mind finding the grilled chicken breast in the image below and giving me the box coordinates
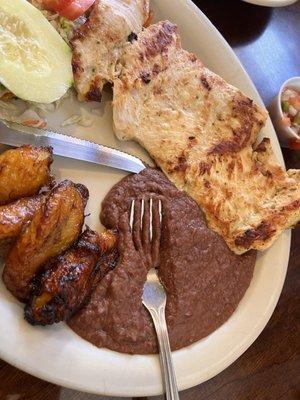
[71,0,149,101]
[113,21,300,254]
[0,146,53,205]
[25,228,117,326]
[3,180,88,302]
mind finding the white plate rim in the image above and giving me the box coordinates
[0,0,291,397]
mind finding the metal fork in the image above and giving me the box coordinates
[129,198,180,400]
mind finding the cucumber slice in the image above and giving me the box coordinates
[0,0,73,103]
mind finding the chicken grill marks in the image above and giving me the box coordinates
[71,0,149,101]
[25,228,117,326]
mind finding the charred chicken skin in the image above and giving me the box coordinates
[0,146,53,205]
[0,194,45,257]
[25,228,117,326]
[2,180,89,302]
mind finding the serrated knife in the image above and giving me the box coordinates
[0,121,146,173]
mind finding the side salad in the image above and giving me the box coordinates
[0,0,95,129]
[281,87,300,135]
[281,87,300,150]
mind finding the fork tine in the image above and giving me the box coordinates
[159,198,163,223]
[132,198,142,251]
[141,197,145,226]
[149,198,153,242]
[141,198,152,267]
[151,198,162,268]
[129,199,135,231]
[142,198,151,247]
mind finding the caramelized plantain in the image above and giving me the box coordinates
[0,146,53,205]
[0,194,45,257]
[2,180,89,302]
[25,228,117,325]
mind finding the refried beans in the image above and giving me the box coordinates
[68,168,256,354]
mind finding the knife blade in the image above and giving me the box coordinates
[0,121,146,174]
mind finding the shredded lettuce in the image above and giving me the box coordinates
[57,17,75,43]
[0,102,47,128]
[0,100,18,110]
[61,114,93,127]
[60,17,73,33]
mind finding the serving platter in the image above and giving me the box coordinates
[0,0,290,396]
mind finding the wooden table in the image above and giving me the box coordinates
[1,1,299,399]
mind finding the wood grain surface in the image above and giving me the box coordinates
[0,1,299,399]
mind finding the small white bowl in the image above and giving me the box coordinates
[242,0,298,7]
[269,76,300,147]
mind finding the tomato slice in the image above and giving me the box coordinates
[54,0,73,11]
[58,0,95,20]
[38,0,95,20]
[38,0,73,11]
[289,139,300,150]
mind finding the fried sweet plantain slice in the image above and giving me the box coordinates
[0,146,53,205]
[0,194,45,257]
[2,180,89,302]
[25,228,117,325]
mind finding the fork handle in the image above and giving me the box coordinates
[150,307,180,400]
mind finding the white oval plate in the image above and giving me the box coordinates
[0,0,290,397]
